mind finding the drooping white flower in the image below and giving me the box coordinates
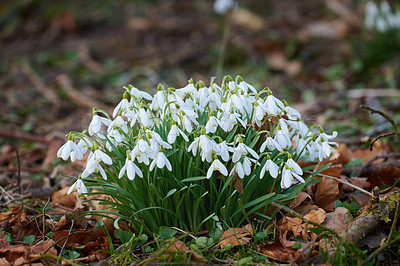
[129,85,152,101]
[167,124,189,144]
[57,140,83,162]
[231,142,259,163]
[188,136,200,156]
[138,107,153,128]
[213,0,237,14]
[260,136,282,153]
[77,138,90,155]
[113,98,130,118]
[239,81,257,94]
[260,159,279,179]
[265,93,284,115]
[119,155,143,180]
[274,129,291,149]
[217,141,231,162]
[225,111,246,131]
[67,179,87,195]
[150,150,172,171]
[150,89,165,111]
[280,158,304,189]
[230,161,246,179]
[88,114,111,136]
[107,116,129,143]
[206,158,228,179]
[205,115,226,134]
[307,141,323,161]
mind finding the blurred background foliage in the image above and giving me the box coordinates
[0,0,399,139]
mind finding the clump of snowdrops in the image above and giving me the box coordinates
[58,75,337,235]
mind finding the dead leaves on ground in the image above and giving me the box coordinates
[0,190,117,264]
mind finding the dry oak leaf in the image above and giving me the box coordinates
[313,165,342,211]
[161,240,207,263]
[219,224,253,248]
[0,206,28,230]
[0,239,56,265]
[257,236,300,262]
[323,207,352,234]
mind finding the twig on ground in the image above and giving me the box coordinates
[56,219,75,266]
[305,170,372,197]
[361,104,400,147]
[369,132,397,151]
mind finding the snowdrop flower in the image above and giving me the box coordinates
[88,114,111,137]
[77,138,90,155]
[129,85,152,101]
[113,94,131,118]
[188,136,200,156]
[213,0,237,14]
[307,141,324,161]
[274,127,291,149]
[57,139,83,162]
[230,161,246,179]
[296,136,307,157]
[119,154,143,180]
[67,178,87,195]
[239,80,257,94]
[217,141,231,162]
[260,136,282,153]
[150,148,172,171]
[199,135,219,163]
[205,113,226,134]
[168,124,189,144]
[265,91,284,115]
[82,149,111,180]
[281,158,304,189]
[206,157,228,179]
[225,111,246,131]
[231,142,259,163]
[138,107,153,128]
[259,158,279,179]
[107,116,129,143]
[150,86,166,111]
[252,102,267,127]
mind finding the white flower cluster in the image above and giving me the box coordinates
[365,1,400,32]
[58,76,337,194]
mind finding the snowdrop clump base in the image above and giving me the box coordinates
[58,75,336,235]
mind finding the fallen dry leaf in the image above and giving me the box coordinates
[219,224,253,248]
[331,143,352,165]
[323,207,352,234]
[0,206,28,232]
[313,165,342,211]
[161,240,207,263]
[232,8,264,31]
[351,140,395,164]
[258,236,300,262]
[288,191,312,210]
[304,208,326,225]
[267,52,302,76]
[51,187,78,209]
[0,239,57,265]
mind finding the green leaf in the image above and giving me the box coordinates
[159,227,177,241]
[238,256,253,265]
[292,242,302,249]
[181,176,207,182]
[195,236,208,247]
[165,189,177,199]
[22,235,35,244]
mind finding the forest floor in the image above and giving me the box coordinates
[0,0,399,264]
